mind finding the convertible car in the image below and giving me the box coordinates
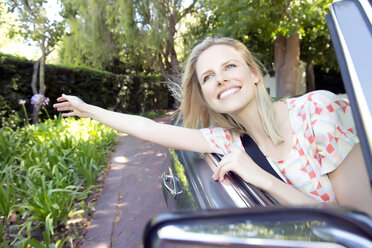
[144,0,372,247]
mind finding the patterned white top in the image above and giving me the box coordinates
[200,90,359,204]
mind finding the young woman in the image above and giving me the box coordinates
[54,37,372,216]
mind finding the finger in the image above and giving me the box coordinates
[213,161,225,180]
[213,167,220,180]
[57,93,73,102]
[219,164,231,181]
[62,94,75,102]
[218,153,233,167]
[56,96,68,102]
[57,106,72,112]
[53,102,70,109]
[213,160,229,181]
[213,153,233,180]
[54,105,72,112]
[221,178,229,185]
[62,111,76,117]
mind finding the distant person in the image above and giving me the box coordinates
[54,37,372,216]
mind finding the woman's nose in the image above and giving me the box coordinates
[216,72,227,86]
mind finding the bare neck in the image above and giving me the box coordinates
[230,100,289,148]
[229,99,269,145]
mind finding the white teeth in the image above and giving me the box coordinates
[219,87,240,100]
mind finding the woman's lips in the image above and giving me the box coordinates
[218,87,241,100]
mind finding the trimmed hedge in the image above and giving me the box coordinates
[0,53,173,128]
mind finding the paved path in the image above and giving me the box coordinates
[83,113,175,248]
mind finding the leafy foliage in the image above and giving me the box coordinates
[4,0,65,98]
[186,0,337,73]
[0,53,173,129]
[0,117,116,246]
[5,0,64,48]
[59,0,198,76]
[59,0,117,70]
[106,0,193,75]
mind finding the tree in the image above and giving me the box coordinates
[106,0,198,77]
[59,0,117,70]
[4,0,64,123]
[0,2,4,24]
[59,0,197,76]
[189,0,334,97]
[299,2,338,92]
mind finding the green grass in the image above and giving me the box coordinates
[0,117,116,247]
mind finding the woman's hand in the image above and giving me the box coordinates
[53,94,91,118]
[213,149,319,205]
[213,148,269,188]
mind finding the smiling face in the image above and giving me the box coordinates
[195,44,259,114]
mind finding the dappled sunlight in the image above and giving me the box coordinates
[87,241,108,248]
[117,201,129,208]
[156,152,164,157]
[65,118,106,142]
[110,164,127,171]
[95,209,110,215]
[142,151,155,155]
[133,152,142,157]
[113,156,129,163]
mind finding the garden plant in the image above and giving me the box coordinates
[0,114,116,247]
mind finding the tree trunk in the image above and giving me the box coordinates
[32,42,47,124]
[31,58,40,124]
[168,14,179,76]
[306,59,316,92]
[274,34,300,98]
[161,8,179,78]
[39,42,46,95]
[32,105,41,124]
[168,45,179,76]
[31,59,40,95]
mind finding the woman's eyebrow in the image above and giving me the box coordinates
[200,59,240,77]
[222,59,239,66]
[200,69,212,78]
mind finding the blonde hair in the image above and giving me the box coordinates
[179,37,283,145]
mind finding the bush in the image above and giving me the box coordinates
[0,53,174,128]
[0,117,116,246]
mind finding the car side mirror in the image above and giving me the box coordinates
[143,206,372,248]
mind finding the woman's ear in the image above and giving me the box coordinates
[252,71,260,85]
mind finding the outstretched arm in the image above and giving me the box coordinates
[53,94,214,153]
[328,143,372,217]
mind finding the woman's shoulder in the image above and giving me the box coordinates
[200,126,242,155]
[200,126,229,135]
[287,90,345,110]
[305,90,343,104]
[200,126,240,141]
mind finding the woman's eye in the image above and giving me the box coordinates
[203,74,213,83]
[226,64,236,70]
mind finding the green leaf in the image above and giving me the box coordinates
[29,239,46,248]
[45,213,54,236]
[2,239,11,248]
[68,209,85,218]
[42,230,50,247]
